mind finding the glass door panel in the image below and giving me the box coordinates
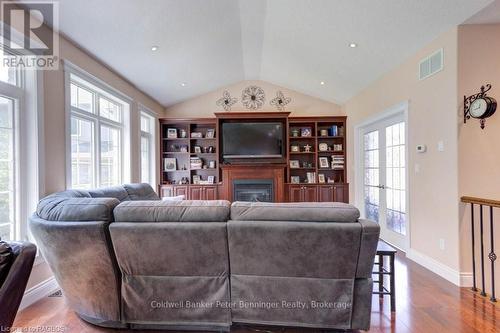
[363,130,380,222]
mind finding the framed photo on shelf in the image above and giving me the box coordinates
[290,145,300,152]
[167,128,178,139]
[192,175,201,184]
[206,129,215,138]
[191,132,203,138]
[319,157,329,169]
[164,158,177,171]
[306,172,316,184]
[318,174,326,183]
[318,143,329,152]
[194,145,202,153]
[300,127,312,137]
[207,175,215,184]
[290,176,300,184]
[290,160,300,169]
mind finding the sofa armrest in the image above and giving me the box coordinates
[355,219,380,278]
[37,197,120,222]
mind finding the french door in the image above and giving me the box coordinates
[361,114,408,250]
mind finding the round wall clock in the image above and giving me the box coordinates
[470,97,497,119]
[464,84,497,129]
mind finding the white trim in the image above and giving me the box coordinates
[63,61,132,104]
[19,277,59,310]
[406,248,466,286]
[460,272,473,287]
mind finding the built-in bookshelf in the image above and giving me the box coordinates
[160,118,219,185]
[287,117,347,185]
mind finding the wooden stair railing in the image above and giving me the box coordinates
[461,196,498,302]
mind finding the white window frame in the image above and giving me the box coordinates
[139,107,156,186]
[64,61,132,189]
[0,55,42,242]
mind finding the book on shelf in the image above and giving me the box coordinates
[331,156,345,170]
[190,157,203,170]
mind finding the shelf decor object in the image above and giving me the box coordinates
[242,85,265,110]
[216,90,238,111]
[464,84,497,129]
[270,90,291,111]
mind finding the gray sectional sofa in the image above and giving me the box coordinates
[29,183,379,331]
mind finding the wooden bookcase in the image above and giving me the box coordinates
[160,118,219,195]
[286,116,347,203]
[159,114,348,203]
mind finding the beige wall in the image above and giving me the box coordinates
[165,80,342,117]
[457,24,500,286]
[343,28,461,272]
[29,34,164,290]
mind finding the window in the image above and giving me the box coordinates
[68,70,130,189]
[0,51,40,242]
[0,97,15,240]
[140,111,155,185]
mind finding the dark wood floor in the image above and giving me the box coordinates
[13,252,500,333]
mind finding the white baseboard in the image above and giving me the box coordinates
[406,249,468,286]
[460,272,473,287]
[19,277,59,310]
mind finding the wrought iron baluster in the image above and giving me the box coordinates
[480,205,486,297]
[489,206,497,302]
[471,203,477,292]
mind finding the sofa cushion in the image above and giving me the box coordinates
[123,183,160,201]
[230,201,360,222]
[37,197,120,222]
[88,185,129,201]
[113,200,231,222]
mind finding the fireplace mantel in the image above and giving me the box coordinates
[220,164,286,202]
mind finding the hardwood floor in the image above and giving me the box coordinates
[13,252,500,333]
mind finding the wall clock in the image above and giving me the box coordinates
[464,84,497,129]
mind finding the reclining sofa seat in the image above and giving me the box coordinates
[109,200,232,331]
[29,183,160,328]
[228,201,379,331]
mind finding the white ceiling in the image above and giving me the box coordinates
[464,0,500,24]
[52,0,494,106]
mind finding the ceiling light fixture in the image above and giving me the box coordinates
[180,83,187,87]
[349,43,358,48]
[320,81,325,85]
[151,45,159,51]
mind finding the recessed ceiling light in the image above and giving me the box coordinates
[320,81,325,85]
[151,45,159,51]
[180,83,187,87]
[349,43,358,48]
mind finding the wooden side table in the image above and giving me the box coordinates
[373,240,397,312]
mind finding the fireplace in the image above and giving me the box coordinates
[233,179,274,202]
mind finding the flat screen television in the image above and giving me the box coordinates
[222,122,284,159]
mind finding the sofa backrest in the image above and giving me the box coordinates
[231,201,361,222]
[36,183,159,223]
[113,200,231,223]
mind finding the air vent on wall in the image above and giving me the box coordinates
[419,49,443,80]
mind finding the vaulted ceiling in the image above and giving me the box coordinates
[54,0,493,106]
